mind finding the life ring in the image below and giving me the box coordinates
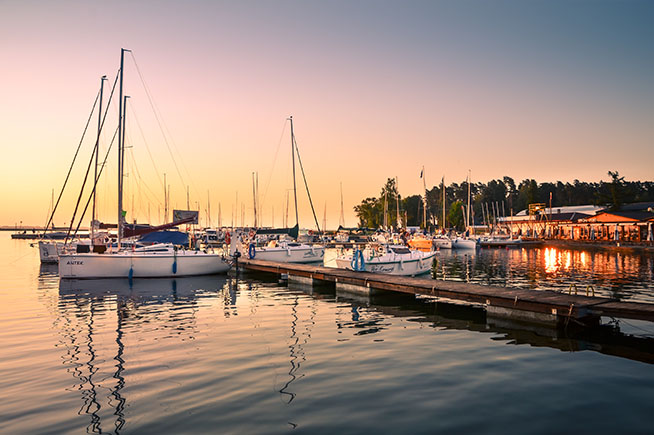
[248,243,256,259]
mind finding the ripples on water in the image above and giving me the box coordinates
[431,246,654,303]
[1,237,654,434]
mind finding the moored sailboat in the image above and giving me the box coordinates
[59,48,230,279]
[245,116,324,263]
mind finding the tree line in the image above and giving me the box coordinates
[353,172,654,230]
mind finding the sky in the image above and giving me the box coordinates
[1,0,652,228]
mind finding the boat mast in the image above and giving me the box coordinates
[395,176,400,229]
[289,116,299,228]
[252,172,258,228]
[422,166,427,230]
[442,176,446,231]
[339,182,345,228]
[117,48,127,249]
[92,75,106,243]
[466,169,471,234]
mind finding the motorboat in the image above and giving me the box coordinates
[432,235,452,249]
[451,237,478,249]
[408,235,433,252]
[479,235,522,248]
[335,245,435,276]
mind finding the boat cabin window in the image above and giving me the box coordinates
[390,247,411,254]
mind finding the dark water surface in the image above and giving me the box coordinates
[1,236,653,434]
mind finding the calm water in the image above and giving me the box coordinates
[1,235,654,434]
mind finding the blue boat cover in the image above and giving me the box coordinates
[139,230,188,245]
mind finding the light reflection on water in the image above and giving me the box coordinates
[431,246,654,303]
[2,237,654,434]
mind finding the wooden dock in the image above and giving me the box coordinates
[238,259,654,325]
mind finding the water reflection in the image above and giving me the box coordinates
[54,275,230,434]
[433,246,654,303]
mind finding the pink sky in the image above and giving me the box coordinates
[1,1,652,228]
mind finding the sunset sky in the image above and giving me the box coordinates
[1,0,652,228]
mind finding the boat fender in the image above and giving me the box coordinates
[351,249,359,271]
[248,243,256,259]
[172,250,177,274]
[351,248,365,271]
[128,266,133,280]
[400,258,404,270]
[287,247,291,256]
[225,232,231,245]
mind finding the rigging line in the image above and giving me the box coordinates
[126,99,164,191]
[47,68,120,238]
[293,136,321,234]
[128,52,193,197]
[260,121,288,213]
[127,146,163,209]
[42,87,100,237]
[69,126,119,241]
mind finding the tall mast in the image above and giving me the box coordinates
[117,48,130,248]
[285,190,289,228]
[252,172,258,228]
[395,176,400,229]
[92,75,106,242]
[442,176,446,230]
[339,182,345,227]
[323,202,327,232]
[289,116,299,228]
[422,166,427,229]
[383,190,388,228]
[467,169,471,232]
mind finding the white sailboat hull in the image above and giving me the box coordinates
[39,241,62,263]
[451,238,478,249]
[59,251,231,278]
[432,237,452,249]
[251,245,325,263]
[335,251,435,276]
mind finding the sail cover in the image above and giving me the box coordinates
[255,224,299,239]
[139,230,188,245]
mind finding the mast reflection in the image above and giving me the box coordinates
[55,275,229,434]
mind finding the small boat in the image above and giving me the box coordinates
[479,236,522,248]
[432,235,452,249]
[335,245,435,276]
[451,237,478,249]
[408,235,433,252]
[247,240,324,263]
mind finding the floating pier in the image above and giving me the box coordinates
[239,259,654,326]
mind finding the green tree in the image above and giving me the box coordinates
[448,200,464,230]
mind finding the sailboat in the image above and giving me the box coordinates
[245,116,324,263]
[433,176,452,249]
[451,170,478,250]
[59,48,231,279]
